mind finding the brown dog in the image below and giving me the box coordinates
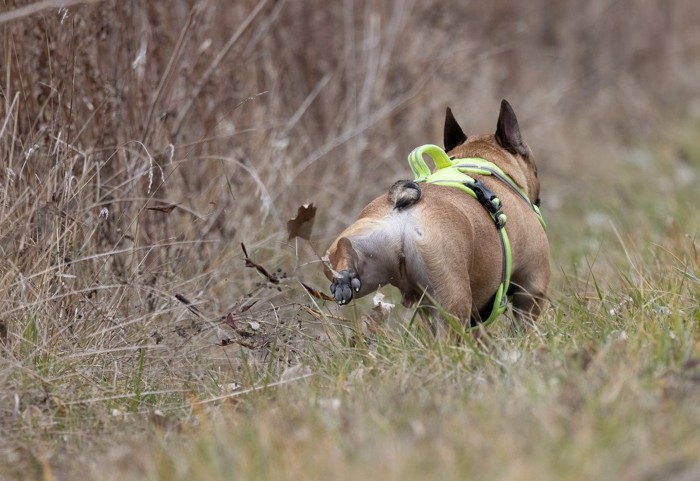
[324,100,550,333]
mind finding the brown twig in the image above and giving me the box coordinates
[240,243,278,284]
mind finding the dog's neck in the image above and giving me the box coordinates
[448,134,538,202]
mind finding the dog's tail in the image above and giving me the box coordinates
[389,180,421,210]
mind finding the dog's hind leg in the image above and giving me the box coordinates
[427,282,474,341]
[509,275,549,327]
[415,306,459,342]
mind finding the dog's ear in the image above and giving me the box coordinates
[496,99,528,156]
[444,107,467,152]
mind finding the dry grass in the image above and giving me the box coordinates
[1,0,700,480]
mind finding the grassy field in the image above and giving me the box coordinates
[1,1,700,480]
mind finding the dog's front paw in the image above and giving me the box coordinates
[330,270,361,305]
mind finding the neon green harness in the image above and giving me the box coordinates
[407,144,545,327]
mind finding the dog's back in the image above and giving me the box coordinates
[325,100,550,331]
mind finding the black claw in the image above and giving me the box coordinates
[341,285,352,304]
[330,270,361,305]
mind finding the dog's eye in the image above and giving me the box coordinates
[534,197,541,207]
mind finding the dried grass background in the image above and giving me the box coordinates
[1,0,700,478]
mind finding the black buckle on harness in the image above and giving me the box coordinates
[464,179,506,229]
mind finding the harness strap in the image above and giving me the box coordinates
[407,144,543,326]
[463,179,511,327]
[453,161,546,229]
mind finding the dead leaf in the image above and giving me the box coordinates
[371,292,395,323]
[146,203,178,214]
[175,293,203,318]
[239,299,257,312]
[224,312,237,330]
[300,281,334,301]
[287,204,316,241]
[360,292,395,335]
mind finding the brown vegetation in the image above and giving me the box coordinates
[1,0,700,479]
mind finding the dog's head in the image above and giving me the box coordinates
[443,99,540,206]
